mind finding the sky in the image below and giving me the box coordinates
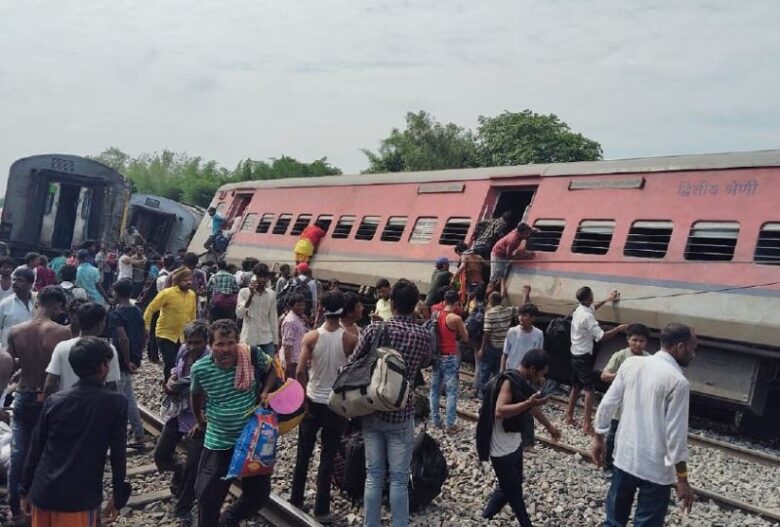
[1,0,779,192]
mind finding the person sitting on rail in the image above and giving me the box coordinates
[471,210,513,260]
[154,320,210,527]
[190,319,277,527]
[293,219,328,264]
[593,323,696,526]
[478,348,561,527]
[350,279,433,527]
[489,222,535,298]
[20,337,130,527]
[429,289,470,433]
[566,287,628,436]
[599,323,651,471]
[290,291,358,524]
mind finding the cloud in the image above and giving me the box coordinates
[0,0,779,192]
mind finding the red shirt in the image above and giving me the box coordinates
[300,225,326,246]
[34,266,57,291]
[491,230,524,259]
[437,311,459,355]
[431,302,464,317]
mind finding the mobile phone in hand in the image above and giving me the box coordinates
[539,379,557,398]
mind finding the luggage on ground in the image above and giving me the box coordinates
[409,430,449,512]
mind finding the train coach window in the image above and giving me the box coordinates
[527,219,565,252]
[356,216,381,241]
[290,214,312,236]
[755,223,780,265]
[256,213,274,233]
[332,215,356,239]
[409,217,438,244]
[380,216,408,242]
[439,217,471,245]
[572,220,615,255]
[272,213,293,235]
[684,221,739,261]
[624,220,673,259]
[316,214,333,233]
[241,214,258,232]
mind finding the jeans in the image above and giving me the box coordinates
[154,418,204,519]
[158,338,180,383]
[117,371,144,438]
[429,354,459,428]
[9,392,43,515]
[362,415,415,527]
[483,447,533,527]
[605,467,672,527]
[195,447,271,527]
[290,400,347,515]
[605,419,620,470]
[478,342,502,399]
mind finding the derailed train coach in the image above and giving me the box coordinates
[191,149,780,438]
[127,193,204,255]
[1,154,130,257]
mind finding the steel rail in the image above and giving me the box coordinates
[453,406,780,523]
[137,404,322,527]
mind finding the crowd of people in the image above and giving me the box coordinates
[0,214,698,527]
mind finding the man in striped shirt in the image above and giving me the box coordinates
[190,319,277,527]
[478,291,516,398]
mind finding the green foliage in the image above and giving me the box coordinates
[477,110,603,166]
[363,109,602,172]
[362,111,479,173]
[90,149,341,207]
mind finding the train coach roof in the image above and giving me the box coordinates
[217,149,780,191]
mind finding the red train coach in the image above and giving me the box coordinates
[190,150,780,431]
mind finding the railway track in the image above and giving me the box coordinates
[459,368,780,468]
[135,404,321,527]
[448,397,780,524]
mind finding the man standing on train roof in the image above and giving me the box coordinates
[472,210,513,259]
[567,286,628,436]
[190,319,277,527]
[144,269,197,383]
[5,286,72,524]
[489,222,535,299]
[593,323,696,526]
[294,219,328,264]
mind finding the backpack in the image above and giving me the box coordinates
[277,276,313,315]
[476,370,533,462]
[409,431,449,512]
[464,302,485,341]
[212,291,238,312]
[333,431,366,503]
[421,311,440,368]
[328,323,410,418]
[546,315,572,355]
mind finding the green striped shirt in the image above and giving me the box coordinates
[191,349,273,450]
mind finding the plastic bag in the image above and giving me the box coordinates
[225,407,278,479]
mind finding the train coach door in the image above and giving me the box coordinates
[488,187,537,225]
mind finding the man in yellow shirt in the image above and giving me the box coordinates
[144,269,197,383]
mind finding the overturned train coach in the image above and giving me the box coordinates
[191,149,780,437]
[128,193,204,255]
[1,154,130,257]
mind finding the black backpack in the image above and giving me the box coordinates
[409,431,449,512]
[546,315,572,355]
[276,276,314,315]
[464,302,485,341]
[333,431,366,503]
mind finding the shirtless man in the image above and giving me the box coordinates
[6,286,72,523]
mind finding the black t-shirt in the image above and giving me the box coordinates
[106,304,145,370]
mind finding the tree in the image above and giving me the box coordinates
[89,148,341,207]
[362,111,479,173]
[477,110,602,166]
